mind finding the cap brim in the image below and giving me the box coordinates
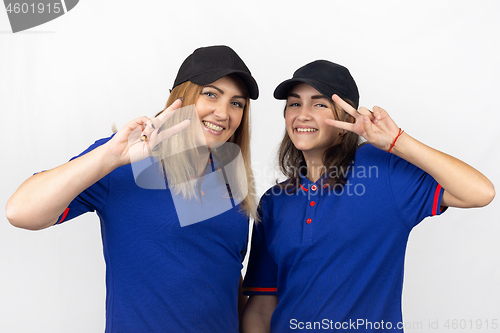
[273,78,336,100]
[190,69,259,100]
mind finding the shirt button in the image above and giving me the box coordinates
[310,201,316,207]
[306,218,312,224]
[311,185,317,191]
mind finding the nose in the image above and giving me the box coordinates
[213,102,229,120]
[297,105,311,121]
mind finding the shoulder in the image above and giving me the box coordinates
[261,179,293,198]
[85,134,115,152]
[258,181,286,206]
[354,143,390,167]
[258,179,296,212]
[355,142,385,158]
[355,142,415,172]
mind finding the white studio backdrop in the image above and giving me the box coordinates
[1,0,499,332]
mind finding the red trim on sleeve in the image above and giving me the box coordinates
[243,287,277,292]
[432,184,442,216]
[58,208,70,224]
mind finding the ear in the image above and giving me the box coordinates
[332,130,346,147]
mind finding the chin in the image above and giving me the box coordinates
[294,144,312,152]
[206,141,226,149]
[291,139,312,150]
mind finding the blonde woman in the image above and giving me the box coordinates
[6,45,258,332]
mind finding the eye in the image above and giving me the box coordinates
[231,101,244,109]
[315,103,328,108]
[288,102,300,107]
[201,90,217,98]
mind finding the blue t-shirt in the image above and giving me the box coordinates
[55,137,249,332]
[243,144,446,332]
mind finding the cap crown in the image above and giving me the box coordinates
[172,45,259,99]
[274,60,359,108]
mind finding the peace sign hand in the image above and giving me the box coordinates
[107,98,192,167]
[324,94,401,151]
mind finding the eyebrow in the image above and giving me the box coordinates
[287,93,328,100]
[204,85,246,100]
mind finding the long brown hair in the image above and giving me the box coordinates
[155,79,258,221]
[278,98,361,192]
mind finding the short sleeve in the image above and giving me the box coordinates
[242,198,278,296]
[387,152,446,230]
[52,136,112,225]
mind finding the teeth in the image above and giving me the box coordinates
[296,128,317,132]
[203,121,223,132]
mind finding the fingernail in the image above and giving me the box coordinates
[151,124,156,129]
[189,118,193,122]
[178,97,183,101]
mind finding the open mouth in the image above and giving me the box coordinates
[295,127,318,133]
[202,120,225,133]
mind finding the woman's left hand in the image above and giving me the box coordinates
[324,94,400,151]
[325,95,495,208]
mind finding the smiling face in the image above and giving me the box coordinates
[195,75,248,148]
[285,83,343,160]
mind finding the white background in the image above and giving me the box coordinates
[1,1,499,332]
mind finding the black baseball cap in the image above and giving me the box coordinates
[274,60,359,108]
[172,45,259,100]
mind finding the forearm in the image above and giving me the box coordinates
[241,295,277,333]
[6,144,119,230]
[241,311,272,333]
[238,276,248,329]
[392,133,495,207]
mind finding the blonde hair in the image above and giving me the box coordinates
[154,79,258,221]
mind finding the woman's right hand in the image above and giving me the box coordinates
[6,98,191,230]
[106,98,191,167]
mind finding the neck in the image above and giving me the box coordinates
[303,151,325,183]
[193,147,212,178]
